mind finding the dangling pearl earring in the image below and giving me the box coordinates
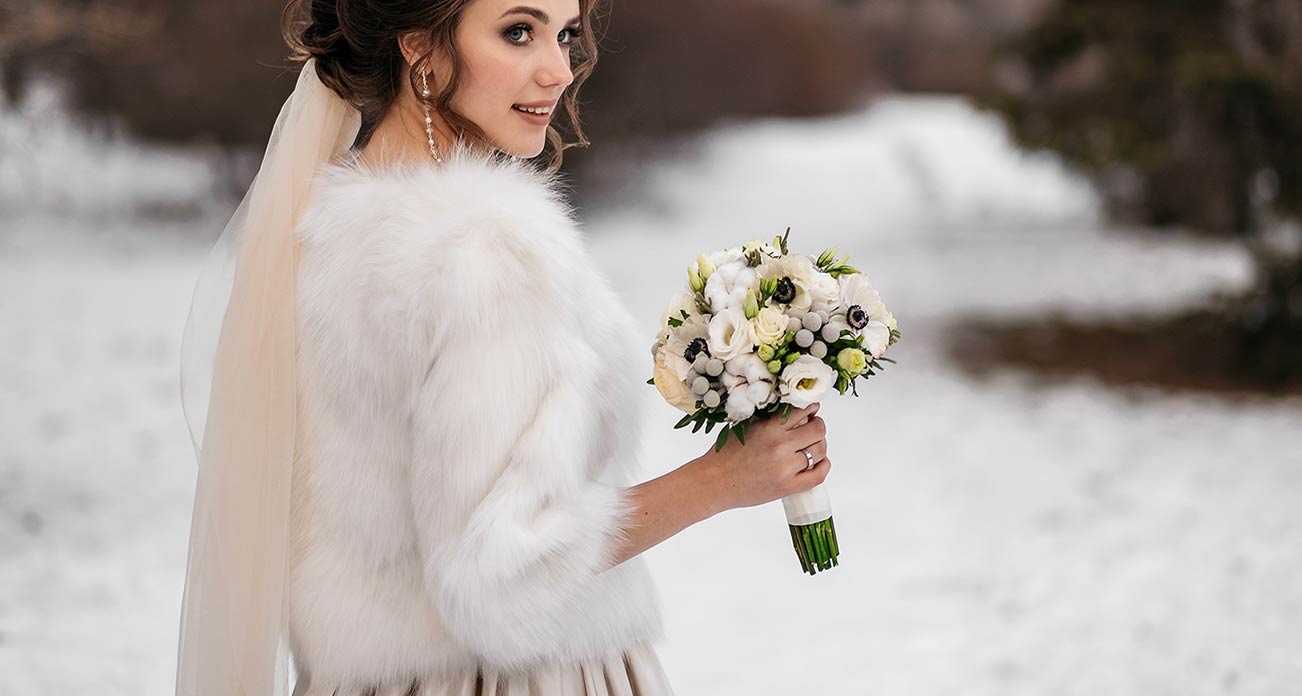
[420,70,444,164]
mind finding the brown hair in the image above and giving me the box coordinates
[280,0,605,174]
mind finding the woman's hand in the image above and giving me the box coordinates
[690,402,830,514]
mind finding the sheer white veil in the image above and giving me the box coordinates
[175,58,361,696]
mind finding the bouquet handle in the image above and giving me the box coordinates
[781,482,839,575]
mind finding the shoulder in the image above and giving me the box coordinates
[296,143,596,330]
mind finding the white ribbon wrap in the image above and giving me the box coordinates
[781,482,832,526]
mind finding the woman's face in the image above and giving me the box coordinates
[421,0,581,159]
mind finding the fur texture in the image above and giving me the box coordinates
[288,142,665,687]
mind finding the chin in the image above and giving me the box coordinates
[488,130,548,160]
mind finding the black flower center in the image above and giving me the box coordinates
[773,277,796,304]
[846,305,868,330]
[684,337,710,364]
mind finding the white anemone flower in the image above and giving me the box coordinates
[837,273,892,358]
[757,252,816,312]
[657,290,697,344]
[662,313,710,381]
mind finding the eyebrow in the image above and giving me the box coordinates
[498,6,581,25]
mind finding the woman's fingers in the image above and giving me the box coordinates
[791,414,827,450]
[791,438,827,474]
[781,402,820,429]
[794,454,831,483]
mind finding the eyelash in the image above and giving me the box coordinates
[503,22,582,48]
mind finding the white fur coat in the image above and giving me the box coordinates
[288,142,665,687]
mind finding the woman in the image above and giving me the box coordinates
[175,0,833,694]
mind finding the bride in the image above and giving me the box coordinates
[175,0,833,694]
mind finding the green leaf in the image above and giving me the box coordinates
[735,423,747,445]
[714,426,730,452]
[674,413,693,429]
[646,377,655,385]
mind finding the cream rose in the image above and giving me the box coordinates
[751,306,789,346]
[653,347,697,413]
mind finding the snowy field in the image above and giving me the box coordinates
[2,92,1300,695]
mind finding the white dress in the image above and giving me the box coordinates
[288,142,673,695]
[291,641,673,696]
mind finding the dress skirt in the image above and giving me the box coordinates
[291,641,674,696]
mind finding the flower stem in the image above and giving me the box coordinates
[788,516,839,575]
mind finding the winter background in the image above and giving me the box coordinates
[3,9,1302,695]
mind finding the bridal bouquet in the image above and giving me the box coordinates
[647,227,899,575]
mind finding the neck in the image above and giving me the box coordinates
[357,91,453,171]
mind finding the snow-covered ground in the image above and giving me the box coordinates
[2,93,1299,695]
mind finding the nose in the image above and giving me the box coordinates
[537,40,574,90]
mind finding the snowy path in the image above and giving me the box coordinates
[2,96,1299,695]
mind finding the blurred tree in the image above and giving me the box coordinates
[977,0,1302,383]
[0,0,879,177]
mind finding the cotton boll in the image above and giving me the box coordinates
[745,380,775,408]
[724,390,756,421]
[718,370,744,391]
[704,260,759,313]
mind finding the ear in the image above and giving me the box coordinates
[398,31,431,68]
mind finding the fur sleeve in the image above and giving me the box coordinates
[405,225,636,673]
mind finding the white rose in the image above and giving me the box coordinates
[751,306,789,346]
[707,306,758,362]
[777,355,836,408]
[807,271,841,313]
